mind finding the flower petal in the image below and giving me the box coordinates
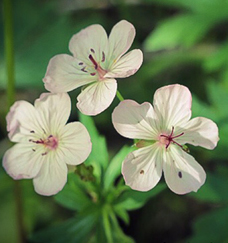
[34,93,71,134]
[3,143,44,179]
[153,84,192,130]
[43,54,95,93]
[163,145,206,194]
[6,100,39,142]
[176,117,219,149]
[69,24,108,64]
[122,144,163,191]
[112,100,158,140]
[58,122,92,165]
[77,79,117,116]
[105,49,143,78]
[33,153,67,196]
[107,20,136,66]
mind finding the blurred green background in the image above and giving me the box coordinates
[1,0,228,242]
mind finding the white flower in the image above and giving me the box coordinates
[43,20,143,116]
[112,84,219,194]
[3,93,92,196]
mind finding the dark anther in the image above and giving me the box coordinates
[178,171,182,178]
[90,48,95,53]
[81,67,87,73]
[30,130,35,133]
[102,51,105,62]
[140,170,144,174]
[79,62,83,65]
[90,72,96,76]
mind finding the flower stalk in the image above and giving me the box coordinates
[116,90,124,102]
[3,0,25,242]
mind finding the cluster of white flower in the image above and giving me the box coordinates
[3,20,219,196]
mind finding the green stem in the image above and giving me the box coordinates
[102,205,113,243]
[3,1,25,242]
[3,0,15,107]
[116,90,124,102]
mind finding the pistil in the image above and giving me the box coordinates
[160,126,184,149]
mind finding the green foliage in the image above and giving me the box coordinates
[188,206,228,243]
[104,145,135,190]
[190,171,228,203]
[30,112,165,242]
[54,173,92,211]
[144,14,215,51]
[79,112,109,182]
[114,183,166,211]
[31,206,100,243]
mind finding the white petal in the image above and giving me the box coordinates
[3,143,44,179]
[153,84,192,130]
[6,100,40,142]
[163,145,206,195]
[107,20,136,66]
[34,93,71,134]
[43,54,95,93]
[77,79,117,116]
[105,49,143,78]
[69,24,108,64]
[112,100,158,140]
[58,122,92,165]
[176,117,219,149]
[33,153,67,196]
[122,144,163,191]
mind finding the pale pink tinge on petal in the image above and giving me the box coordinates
[176,117,219,150]
[69,24,108,64]
[153,84,192,130]
[122,144,163,191]
[58,122,92,165]
[43,54,95,93]
[77,79,117,116]
[163,146,206,195]
[112,100,158,140]
[33,155,68,196]
[3,143,44,180]
[34,93,71,134]
[6,100,39,143]
[105,49,143,78]
[108,20,136,66]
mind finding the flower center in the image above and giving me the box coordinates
[29,132,58,156]
[79,48,107,80]
[159,126,184,149]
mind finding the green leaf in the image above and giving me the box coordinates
[113,205,130,224]
[206,81,228,120]
[30,206,99,243]
[144,14,215,51]
[109,209,135,243]
[204,42,228,72]
[188,206,228,243]
[114,183,166,211]
[104,146,135,190]
[189,172,228,203]
[54,173,92,211]
[79,113,109,181]
[144,0,228,20]
[191,95,217,122]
